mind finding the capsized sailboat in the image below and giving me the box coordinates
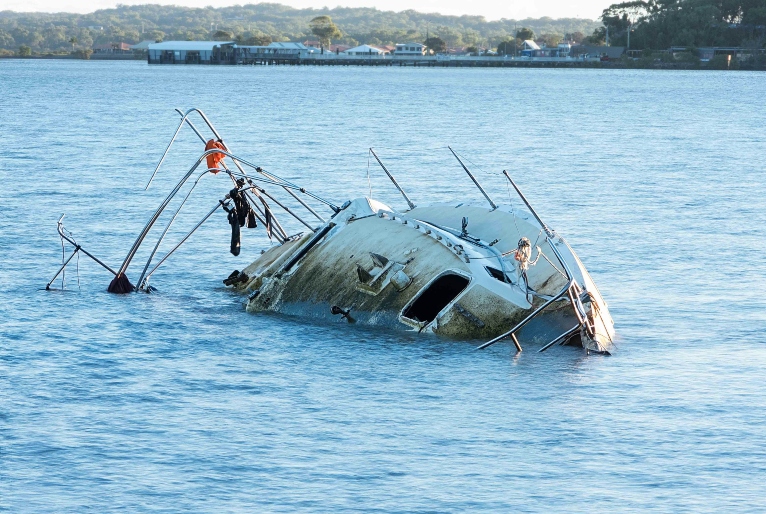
[46,109,615,354]
[230,193,615,354]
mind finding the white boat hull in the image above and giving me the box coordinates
[230,197,615,353]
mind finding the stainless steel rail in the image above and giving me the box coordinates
[134,169,214,290]
[476,276,575,350]
[141,201,225,288]
[46,215,118,290]
[477,236,591,351]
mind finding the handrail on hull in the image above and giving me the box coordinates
[476,236,593,352]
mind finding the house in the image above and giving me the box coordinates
[147,41,234,64]
[522,40,540,51]
[93,42,132,54]
[344,44,387,56]
[522,43,572,58]
[395,43,427,56]
[303,40,321,49]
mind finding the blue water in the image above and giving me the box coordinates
[1,60,765,511]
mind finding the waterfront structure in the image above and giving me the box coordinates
[236,42,315,63]
[522,43,572,58]
[148,41,233,64]
[395,43,427,56]
[344,44,388,56]
[673,46,760,61]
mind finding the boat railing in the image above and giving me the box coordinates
[151,108,333,226]
[128,108,341,290]
[123,145,339,287]
[477,236,595,353]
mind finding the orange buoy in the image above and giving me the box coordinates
[204,139,226,173]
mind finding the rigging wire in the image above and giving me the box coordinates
[59,226,82,290]
[366,149,372,198]
[60,230,66,289]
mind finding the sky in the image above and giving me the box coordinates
[0,0,605,21]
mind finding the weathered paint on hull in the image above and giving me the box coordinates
[230,198,615,352]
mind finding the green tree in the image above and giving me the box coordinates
[566,31,585,43]
[587,27,607,45]
[18,45,31,56]
[148,30,164,43]
[310,15,341,47]
[516,27,535,41]
[424,36,446,53]
[540,33,563,46]
[245,35,272,46]
[69,36,77,51]
[213,30,233,41]
[496,40,515,55]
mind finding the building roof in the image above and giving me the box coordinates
[344,44,385,54]
[523,40,540,50]
[148,41,233,51]
[268,42,309,49]
[131,40,155,50]
[397,42,425,47]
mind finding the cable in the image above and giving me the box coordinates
[366,149,372,198]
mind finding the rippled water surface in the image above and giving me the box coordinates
[1,60,765,511]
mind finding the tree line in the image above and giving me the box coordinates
[593,0,766,49]
[0,3,599,55]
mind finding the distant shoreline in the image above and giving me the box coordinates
[1,54,761,70]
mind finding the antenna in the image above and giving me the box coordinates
[448,147,497,210]
[503,170,553,237]
[369,148,416,210]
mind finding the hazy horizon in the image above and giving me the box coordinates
[0,0,604,22]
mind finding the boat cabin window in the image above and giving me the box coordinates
[485,266,511,283]
[402,273,470,324]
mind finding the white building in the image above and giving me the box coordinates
[395,43,427,56]
[344,44,387,56]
